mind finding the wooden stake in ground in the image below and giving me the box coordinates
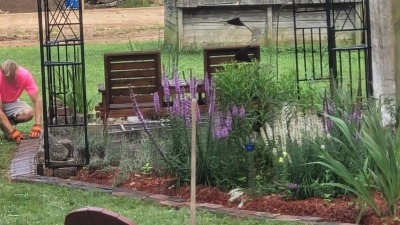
[190,99,197,225]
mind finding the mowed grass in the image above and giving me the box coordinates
[0,42,302,225]
[0,142,301,225]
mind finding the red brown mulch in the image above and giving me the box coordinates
[73,169,400,225]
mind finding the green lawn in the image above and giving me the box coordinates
[0,142,301,225]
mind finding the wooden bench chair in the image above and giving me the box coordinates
[64,207,137,225]
[200,45,261,103]
[97,51,162,124]
[203,45,261,79]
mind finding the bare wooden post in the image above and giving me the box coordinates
[369,0,396,101]
[190,98,197,225]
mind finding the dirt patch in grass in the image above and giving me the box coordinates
[0,6,164,47]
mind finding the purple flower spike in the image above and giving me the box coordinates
[231,105,238,117]
[184,97,192,126]
[129,88,151,137]
[129,86,167,160]
[162,74,170,99]
[208,87,216,116]
[239,105,246,118]
[204,74,210,97]
[173,66,181,94]
[220,127,229,139]
[189,77,197,99]
[226,112,233,131]
[153,92,160,113]
[350,107,362,123]
[173,95,181,116]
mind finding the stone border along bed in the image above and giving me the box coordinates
[9,138,354,225]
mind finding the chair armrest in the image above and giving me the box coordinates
[97,83,106,93]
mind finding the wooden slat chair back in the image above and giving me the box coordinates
[200,45,260,104]
[203,45,261,79]
[64,207,137,225]
[98,51,162,123]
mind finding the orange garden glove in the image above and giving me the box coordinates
[29,124,42,139]
[10,129,24,144]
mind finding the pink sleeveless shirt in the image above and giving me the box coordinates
[0,67,38,103]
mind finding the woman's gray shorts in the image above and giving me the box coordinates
[2,100,32,118]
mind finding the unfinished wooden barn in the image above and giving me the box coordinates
[164,0,364,47]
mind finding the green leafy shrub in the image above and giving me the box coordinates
[214,61,295,132]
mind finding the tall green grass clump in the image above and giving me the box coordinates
[312,99,400,220]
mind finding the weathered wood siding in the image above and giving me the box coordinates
[166,4,358,47]
[181,6,267,46]
[176,0,352,7]
[164,0,180,45]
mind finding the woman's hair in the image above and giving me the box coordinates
[1,60,18,78]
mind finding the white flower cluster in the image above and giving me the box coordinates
[263,106,325,150]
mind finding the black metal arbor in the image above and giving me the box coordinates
[37,0,89,168]
[292,0,372,98]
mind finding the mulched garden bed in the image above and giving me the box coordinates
[73,169,400,225]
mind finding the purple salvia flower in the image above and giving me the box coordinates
[239,105,246,118]
[153,92,160,113]
[189,76,197,99]
[173,66,181,94]
[231,105,238,117]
